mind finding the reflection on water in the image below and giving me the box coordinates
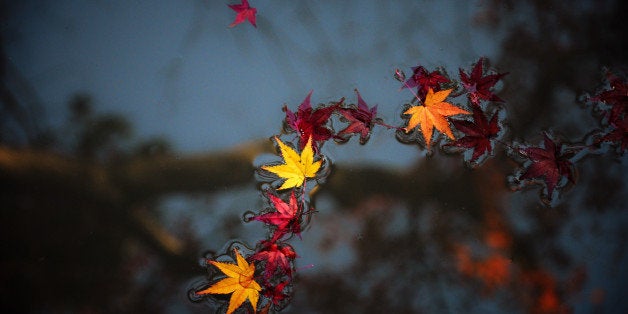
[1,0,626,313]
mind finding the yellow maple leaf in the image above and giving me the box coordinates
[196,250,262,314]
[403,88,470,148]
[261,136,322,190]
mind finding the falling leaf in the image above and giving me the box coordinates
[517,133,576,198]
[228,0,257,28]
[253,192,302,239]
[402,66,450,101]
[459,58,508,105]
[403,88,470,148]
[284,91,341,150]
[261,136,322,190]
[336,90,380,144]
[447,105,501,163]
[197,250,261,314]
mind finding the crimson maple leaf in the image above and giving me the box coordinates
[228,0,257,28]
[446,106,501,164]
[591,72,627,123]
[459,58,508,105]
[517,133,576,198]
[261,279,290,306]
[336,90,381,144]
[597,113,628,153]
[284,91,341,150]
[402,65,450,102]
[252,191,303,240]
[250,240,297,280]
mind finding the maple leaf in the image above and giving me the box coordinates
[591,72,627,123]
[284,91,341,150]
[261,136,322,190]
[336,90,380,144]
[597,113,628,153]
[403,88,470,148]
[197,250,261,314]
[447,105,501,163]
[250,240,297,280]
[459,58,508,105]
[402,66,450,101]
[262,279,291,306]
[517,133,576,197]
[253,191,302,239]
[228,0,257,28]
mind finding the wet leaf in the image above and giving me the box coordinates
[197,250,261,314]
[459,57,508,105]
[597,113,628,153]
[403,88,470,148]
[517,133,576,198]
[250,240,297,279]
[447,105,501,164]
[261,136,321,190]
[253,191,302,239]
[284,91,340,150]
[401,66,450,101]
[336,90,380,144]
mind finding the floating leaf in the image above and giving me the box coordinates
[402,66,450,101]
[403,88,470,148]
[261,136,321,190]
[446,105,501,164]
[197,250,261,314]
[284,91,340,150]
[253,191,302,240]
[516,133,577,199]
[336,90,380,144]
[459,58,508,105]
[250,240,297,280]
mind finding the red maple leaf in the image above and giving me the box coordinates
[284,91,341,150]
[336,90,381,144]
[517,133,576,198]
[228,0,257,28]
[402,65,450,101]
[459,58,508,105]
[250,240,297,280]
[597,113,628,153]
[262,279,291,306]
[591,72,627,123]
[252,191,302,240]
[447,105,501,163]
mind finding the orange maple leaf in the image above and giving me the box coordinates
[403,88,470,148]
[196,250,261,314]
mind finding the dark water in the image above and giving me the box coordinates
[1,0,626,313]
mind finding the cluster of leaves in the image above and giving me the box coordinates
[194,54,626,312]
[397,59,626,205]
[508,70,627,204]
[397,58,508,165]
[194,88,394,313]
